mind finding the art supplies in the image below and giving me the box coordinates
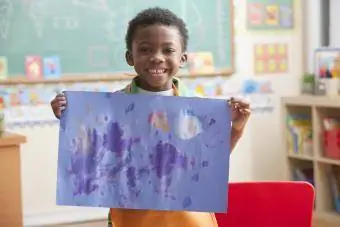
[314,48,340,95]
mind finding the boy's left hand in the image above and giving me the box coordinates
[229,97,251,132]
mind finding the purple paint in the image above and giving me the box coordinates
[87,128,100,153]
[127,137,141,151]
[150,141,180,178]
[73,176,99,196]
[103,121,125,156]
[202,161,209,167]
[138,167,150,176]
[209,118,216,126]
[190,158,196,167]
[191,173,199,182]
[178,156,188,170]
[182,196,192,208]
[125,103,135,113]
[126,166,137,188]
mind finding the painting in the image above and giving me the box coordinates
[254,43,288,74]
[57,91,231,212]
[25,55,43,79]
[187,52,215,74]
[43,56,61,79]
[247,0,294,30]
[315,48,340,79]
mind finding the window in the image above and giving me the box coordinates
[303,0,332,73]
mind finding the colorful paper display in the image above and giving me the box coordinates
[254,43,288,74]
[247,0,294,30]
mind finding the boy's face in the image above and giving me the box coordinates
[126,24,187,91]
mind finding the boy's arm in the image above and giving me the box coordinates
[230,127,243,152]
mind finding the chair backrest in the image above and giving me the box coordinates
[215,181,315,227]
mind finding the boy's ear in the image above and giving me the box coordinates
[179,52,188,68]
[125,51,134,66]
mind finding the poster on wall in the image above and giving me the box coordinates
[247,0,294,30]
[2,81,129,128]
[254,43,288,74]
[241,79,274,113]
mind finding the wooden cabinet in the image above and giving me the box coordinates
[281,95,340,226]
[0,132,26,227]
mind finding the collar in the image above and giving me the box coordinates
[124,76,190,96]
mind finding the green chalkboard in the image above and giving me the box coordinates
[0,0,234,77]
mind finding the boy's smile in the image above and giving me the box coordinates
[126,24,187,92]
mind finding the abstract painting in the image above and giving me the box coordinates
[57,91,231,212]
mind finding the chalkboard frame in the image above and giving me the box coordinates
[0,0,235,85]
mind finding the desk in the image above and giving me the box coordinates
[0,132,26,227]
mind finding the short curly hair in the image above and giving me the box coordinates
[125,7,189,52]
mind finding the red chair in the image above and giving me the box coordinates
[215,182,315,227]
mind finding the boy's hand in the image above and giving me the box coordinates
[50,93,67,119]
[228,97,251,152]
[229,97,251,132]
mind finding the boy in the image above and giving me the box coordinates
[51,7,250,227]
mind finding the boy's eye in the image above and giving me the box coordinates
[164,48,175,54]
[139,47,151,53]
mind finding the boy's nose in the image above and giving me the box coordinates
[150,53,165,63]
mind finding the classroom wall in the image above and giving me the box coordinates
[241,0,304,180]
[9,0,303,225]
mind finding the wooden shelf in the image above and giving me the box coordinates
[317,158,340,167]
[281,95,340,224]
[282,95,340,108]
[287,153,314,161]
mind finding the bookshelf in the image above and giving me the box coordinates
[281,95,340,226]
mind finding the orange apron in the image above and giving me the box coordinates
[110,209,218,227]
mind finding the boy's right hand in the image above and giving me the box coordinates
[50,93,67,119]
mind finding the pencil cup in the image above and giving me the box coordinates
[325,78,339,96]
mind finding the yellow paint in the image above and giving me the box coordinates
[265,5,279,25]
[195,84,205,96]
[280,61,288,71]
[256,61,264,72]
[269,60,276,72]
[256,46,264,55]
[268,44,275,55]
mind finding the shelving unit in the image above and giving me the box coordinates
[281,95,340,226]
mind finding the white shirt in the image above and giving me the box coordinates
[137,87,174,96]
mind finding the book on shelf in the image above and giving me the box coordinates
[293,168,314,186]
[329,167,340,213]
[287,114,313,156]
